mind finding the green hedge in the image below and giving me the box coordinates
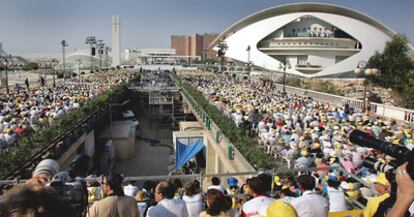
[0,73,139,177]
[173,74,278,169]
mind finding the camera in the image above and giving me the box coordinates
[49,154,92,217]
[361,156,395,174]
[349,129,414,217]
[349,129,414,179]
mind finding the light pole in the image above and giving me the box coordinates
[246,45,251,73]
[97,40,104,70]
[61,40,68,79]
[278,58,291,94]
[217,41,228,73]
[105,46,111,69]
[354,61,379,113]
[78,59,81,81]
[50,59,59,88]
[85,36,96,71]
[0,55,14,94]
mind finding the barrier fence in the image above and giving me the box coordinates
[273,83,414,122]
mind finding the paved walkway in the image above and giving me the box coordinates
[113,114,173,183]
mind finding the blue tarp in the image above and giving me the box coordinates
[175,139,204,169]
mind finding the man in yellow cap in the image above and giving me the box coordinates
[363,173,390,217]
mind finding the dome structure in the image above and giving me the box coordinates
[212,2,412,78]
[56,49,111,70]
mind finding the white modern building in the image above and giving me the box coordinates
[212,2,410,78]
[123,48,176,64]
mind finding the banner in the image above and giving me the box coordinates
[175,139,204,169]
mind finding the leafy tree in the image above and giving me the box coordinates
[367,35,413,92]
[395,69,414,108]
[367,34,414,108]
[22,62,39,71]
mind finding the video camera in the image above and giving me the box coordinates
[349,129,414,217]
[49,155,92,217]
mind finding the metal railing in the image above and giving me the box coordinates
[273,83,414,122]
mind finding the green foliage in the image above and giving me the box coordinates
[367,34,414,108]
[173,74,278,169]
[394,70,414,108]
[284,77,302,88]
[22,62,39,71]
[57,72,64,79]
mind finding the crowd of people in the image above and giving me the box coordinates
[177,71,414,216]
[1,69,414,217]
[1,157,414,217]
[0,69,135,152]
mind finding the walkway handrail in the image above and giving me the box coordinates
[273,83,414,122]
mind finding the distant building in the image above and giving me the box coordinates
[171,33,219,61]
[212,2,413,78]
[123,48,176,64]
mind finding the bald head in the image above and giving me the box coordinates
[156,181,177,199]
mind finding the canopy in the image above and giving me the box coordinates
[175,139,204,169]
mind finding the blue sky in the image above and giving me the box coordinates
[0,0,413,58]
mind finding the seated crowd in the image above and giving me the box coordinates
[0,70,414,217]
[1,159,413,217]
[183,72,411,176]
[0,69,135,152]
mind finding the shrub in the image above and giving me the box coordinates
[56,72,64,79]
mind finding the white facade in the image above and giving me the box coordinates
[213,3,408,78]
[112,15,121,67]
[123,48,176,61]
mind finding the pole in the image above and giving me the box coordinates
[62,45,66,79]
[5,66,9,94]
[90,44,94,72]
[363,79,368,113]
[99,51,102,70]
[53,66,56,88]
[283,66,286,94]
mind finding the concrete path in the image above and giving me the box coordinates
[113,115,173,180]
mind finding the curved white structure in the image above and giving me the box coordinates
[213,2,408,78]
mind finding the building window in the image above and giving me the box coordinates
[335,56,348,63]
[297,55,308,66]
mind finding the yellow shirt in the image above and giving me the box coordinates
[363,193,390,217]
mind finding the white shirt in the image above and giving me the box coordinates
[137,201,147,217]
[182,193,203,217]
[242,195,275,217]
[291,191,329,217]
[326,187,348,212]
[146,198,189,217]
[124,184,139,197]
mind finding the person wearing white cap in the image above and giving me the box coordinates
[26,159,60,186]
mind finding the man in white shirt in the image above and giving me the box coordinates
[242,176,275,217]
[291,175,329,217]
[147,181,189,217]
